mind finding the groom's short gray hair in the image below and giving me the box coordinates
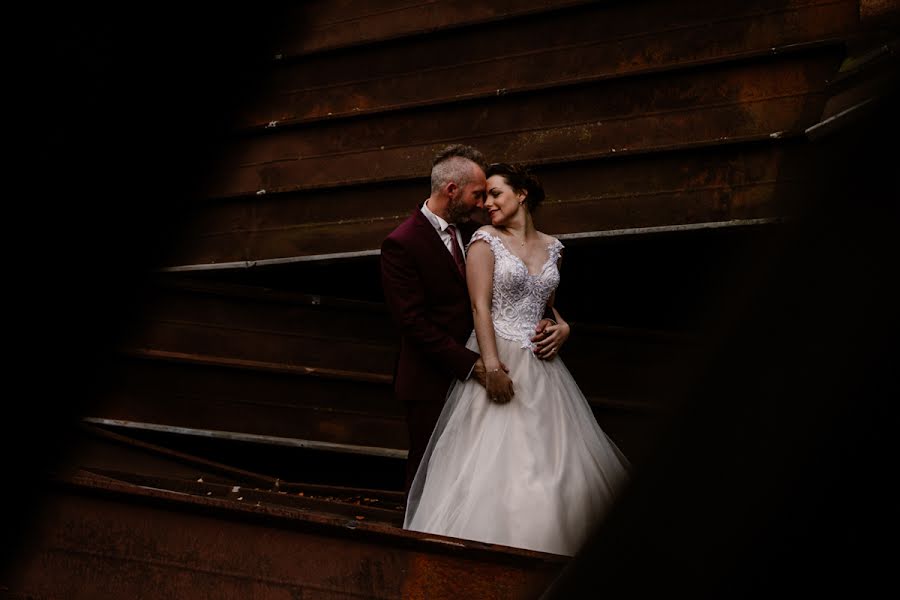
[431,144,487,194]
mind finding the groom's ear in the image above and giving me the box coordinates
[445,181,458,198]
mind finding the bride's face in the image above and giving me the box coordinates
[486,175,526,226]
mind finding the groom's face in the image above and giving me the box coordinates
[446,163,487,223]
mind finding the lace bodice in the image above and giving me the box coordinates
[467,229,563,350]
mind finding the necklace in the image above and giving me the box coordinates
[504,231,528,247]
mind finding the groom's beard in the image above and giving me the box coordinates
[446,194,475,224]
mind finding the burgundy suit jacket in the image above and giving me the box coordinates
[381,209,481,490]
[381,209,480,410]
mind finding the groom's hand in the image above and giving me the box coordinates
[533,319,570,360]
[485,368,515,404]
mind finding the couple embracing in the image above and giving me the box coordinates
[380,144,628,557]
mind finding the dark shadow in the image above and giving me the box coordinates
[540,79,898,598]
[6,3,301,577]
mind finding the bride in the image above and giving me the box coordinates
[403,162,630,556]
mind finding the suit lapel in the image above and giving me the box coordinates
[413,209,467,286]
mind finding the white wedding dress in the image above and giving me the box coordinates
[404,229,630,556]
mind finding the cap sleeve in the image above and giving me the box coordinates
[466,229,504,255]
[548,238,564,263]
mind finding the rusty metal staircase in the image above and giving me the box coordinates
[8,1,897,598]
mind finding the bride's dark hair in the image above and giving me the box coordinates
[486,162,545,212]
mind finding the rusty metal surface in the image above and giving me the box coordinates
[278,0,591,57]
[126,278,696,406]
[209,48,841,198]
[85,469,406,525]
[72,424,408,507]
[166,2,854,270]
[76,266,696,458]
[242,0,856,128]
[124,347,393,383]
[176,142,814,265]
[91,352,669,460]
[861,0,900,24]
[124,279,398,376]
[71,423,282,487]
[138,277,393,336]
[6,475,564,599]
[94,354,407,451]
[126,323,395,377]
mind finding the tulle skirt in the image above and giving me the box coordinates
[404,332,630,556]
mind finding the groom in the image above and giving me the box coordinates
[380,144,560,495]
[381,144,487,494]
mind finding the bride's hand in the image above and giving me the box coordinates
[533,320,570,360]
[485,368,514,404]
[473,358,509,388]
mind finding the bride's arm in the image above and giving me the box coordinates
[467,239,515,403]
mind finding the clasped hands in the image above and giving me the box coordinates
[473,319,570,404]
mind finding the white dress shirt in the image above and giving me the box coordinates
[421,200,475,380]
[421,200,466,263]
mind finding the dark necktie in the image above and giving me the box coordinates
[446,225,466,278]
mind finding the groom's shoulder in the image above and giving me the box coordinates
[386,210,422,240]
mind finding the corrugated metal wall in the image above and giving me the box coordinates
[169,0,853,266]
